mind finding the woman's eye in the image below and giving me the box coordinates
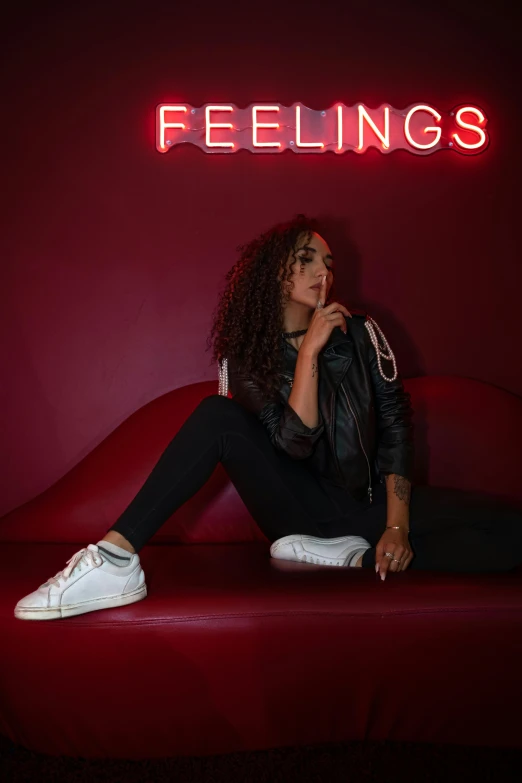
[299,255,333,271]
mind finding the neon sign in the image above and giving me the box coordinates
[156,102,489,156]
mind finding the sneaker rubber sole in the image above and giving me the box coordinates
[14,583,147,621]
[271,533,367,556]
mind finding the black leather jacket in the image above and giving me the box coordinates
[228,311,415,504]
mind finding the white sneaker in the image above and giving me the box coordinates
[270,534,370,567]
[14,543,147,621]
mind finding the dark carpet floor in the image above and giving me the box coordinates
[1,733,520,783]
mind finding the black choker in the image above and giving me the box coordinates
[282,328,308,339]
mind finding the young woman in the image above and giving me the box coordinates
[15,214,522,620]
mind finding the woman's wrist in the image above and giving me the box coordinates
[298,345,318,362]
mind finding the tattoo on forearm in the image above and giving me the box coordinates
[385,473,411,505]
[311,362,318,378]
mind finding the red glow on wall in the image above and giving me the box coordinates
[156,102,489,155]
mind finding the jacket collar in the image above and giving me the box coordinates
[283,327,354,392]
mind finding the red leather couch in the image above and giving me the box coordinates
[1,375,521,759]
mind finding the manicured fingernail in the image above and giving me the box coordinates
[375,564,379,573]
[381,573,385,581]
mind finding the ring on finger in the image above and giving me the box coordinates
[385,551,402,571]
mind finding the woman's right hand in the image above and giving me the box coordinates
[301,275,352,356]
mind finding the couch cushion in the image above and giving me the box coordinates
[406,375,522,507]
[2,542,522,757]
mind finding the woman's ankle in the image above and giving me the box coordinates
[100,531,136,555]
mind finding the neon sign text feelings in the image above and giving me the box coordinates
[156,102,489,155]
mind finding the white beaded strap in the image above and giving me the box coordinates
[218,357,229,396]
[364,315,398,382]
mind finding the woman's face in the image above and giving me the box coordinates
[282,231,334,308]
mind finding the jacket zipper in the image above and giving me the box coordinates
[330,391,344,484]
[340,383,373,504]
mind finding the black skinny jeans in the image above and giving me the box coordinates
[108,395,522,572]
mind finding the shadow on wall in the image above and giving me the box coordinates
[315,212,426,378]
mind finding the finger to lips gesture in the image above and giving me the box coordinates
[315,273,352,335]
[317,273,336,311]
[302,275,352,356]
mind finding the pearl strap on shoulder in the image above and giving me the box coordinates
[364,315,398,382]
[218,357,229,397]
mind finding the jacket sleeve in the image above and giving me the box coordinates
[227,357,325,459]
[363,317,415,482]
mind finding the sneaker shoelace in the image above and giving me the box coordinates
[43,545,103,588]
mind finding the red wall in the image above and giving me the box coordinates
[1,0,520,518]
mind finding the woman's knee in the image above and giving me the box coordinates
[197,393,241,415]
[194,394,256,430]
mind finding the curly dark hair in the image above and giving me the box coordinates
[206,213,328,402]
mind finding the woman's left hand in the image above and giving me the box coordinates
[375,528,413,581]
